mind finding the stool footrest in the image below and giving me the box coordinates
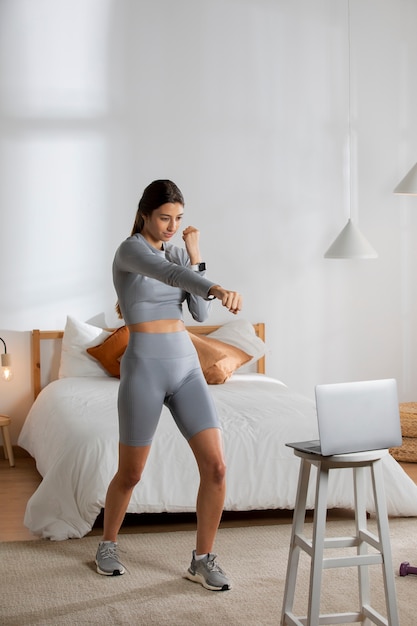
[363,604,389,626]
[283,609,388,626]
[358,529,382,551]
[323,554,383,569]
[284,611,364,625]
[295,532,382,558]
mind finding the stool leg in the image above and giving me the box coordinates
[0,426,8,459]
[353,466,371,618]
[281,458,312,625]
[371,458,399,626]
[1,425,15,467]
[307,462,329,626]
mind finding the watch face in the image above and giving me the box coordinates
[198,262,206,271]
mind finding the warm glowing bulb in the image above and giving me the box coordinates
[1,367,13,381]
[1,353,13,382]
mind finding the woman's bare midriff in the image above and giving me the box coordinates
[128,319,186,333]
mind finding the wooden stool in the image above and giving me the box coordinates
[281,449,399,626]
[0,414,15,467]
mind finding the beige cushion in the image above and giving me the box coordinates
[188,332,251,384]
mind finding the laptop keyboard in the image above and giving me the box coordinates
[305,443,322,453]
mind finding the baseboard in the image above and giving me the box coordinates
[0,445,30,459]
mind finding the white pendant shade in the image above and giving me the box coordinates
[324,219,378,259]
[394,162,417,195]
[323,1,377,260]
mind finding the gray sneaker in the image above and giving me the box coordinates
[95,541,125,576]
[185,550,231,591]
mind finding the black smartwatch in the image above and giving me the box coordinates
[190,262,206,271]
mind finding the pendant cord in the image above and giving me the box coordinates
[347,0,352,221]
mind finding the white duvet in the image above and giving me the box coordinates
[18,374,417,540]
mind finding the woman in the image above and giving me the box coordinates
[95,180,242,591]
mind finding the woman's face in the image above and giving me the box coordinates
[141,202,184,248]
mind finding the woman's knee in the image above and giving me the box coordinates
[117,443,151,490]
[115,467,142,491]
[203,458,227,485]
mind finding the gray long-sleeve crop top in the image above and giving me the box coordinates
[112,233,217,325]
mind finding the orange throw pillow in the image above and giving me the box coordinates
[87,326,129,378]
[87,326,251,383]
[188,332,251,384]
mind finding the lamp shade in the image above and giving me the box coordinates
[324,219,378,259]
[394,162,417,195]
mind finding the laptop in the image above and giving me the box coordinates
[286,378,402,456]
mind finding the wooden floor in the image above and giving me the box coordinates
[1,455,417,542]
[1,456,43,541]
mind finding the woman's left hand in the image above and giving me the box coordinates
[183,226,201,264]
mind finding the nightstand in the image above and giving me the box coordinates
[0,414,15,467]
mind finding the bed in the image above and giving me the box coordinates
[18,317,417,540]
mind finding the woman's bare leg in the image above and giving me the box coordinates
[188,428,226,554]
[102,442,151,542]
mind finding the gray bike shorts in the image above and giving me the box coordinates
[118,330,221,446]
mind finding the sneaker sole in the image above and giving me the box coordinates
[185,570,231,591]
[95,560,125,576]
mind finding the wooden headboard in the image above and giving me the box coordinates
[32,323,265,400]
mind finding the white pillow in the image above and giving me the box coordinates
[58,316,112,378]
[207,319,267,370]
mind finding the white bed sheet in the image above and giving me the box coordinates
[18,374,417,540]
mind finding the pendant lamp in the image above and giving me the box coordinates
[394,162,417,195]
[0,337,13,382]
[324,0,377,259]
[324,218,377,259]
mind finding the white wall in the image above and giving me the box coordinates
[1,0,417,444]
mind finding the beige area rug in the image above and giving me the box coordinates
[1,518,417,626]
